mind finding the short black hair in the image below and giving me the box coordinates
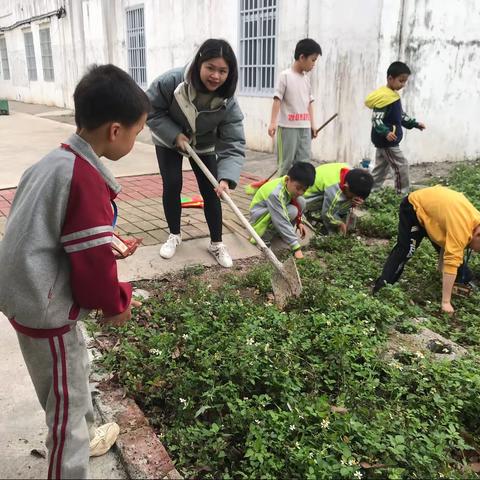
[188,38,238,99]
[294,38,322,60]
[74,64,150,130]
[387,61,411,78]
[345,169,374,199]
[287,162,316,188]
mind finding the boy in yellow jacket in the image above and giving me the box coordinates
[373,186,480,314]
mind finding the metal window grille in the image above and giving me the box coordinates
[239,0,277,95]
[24,31,38,81]
[126,6,147,87]
[40,28,54,82]
[0,36,10,80]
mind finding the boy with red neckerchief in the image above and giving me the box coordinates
[304,163,374,234]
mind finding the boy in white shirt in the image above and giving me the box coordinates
[268,38,322,176]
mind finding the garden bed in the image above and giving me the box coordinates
[88,161,480,479]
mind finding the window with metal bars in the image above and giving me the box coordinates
[24,31,38,81]
[0,36,10,80]
[126,6,147,87]
[39,27,54,82]
[239,0,277,95]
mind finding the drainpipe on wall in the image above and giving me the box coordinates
[0,6,66,32]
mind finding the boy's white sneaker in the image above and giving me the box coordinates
[89,422,120,457]
[208,242,233,268]
[160,233,182,259]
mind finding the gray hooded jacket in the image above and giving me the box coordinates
[146,66,246,187]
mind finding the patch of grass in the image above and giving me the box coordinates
[92,235,480,479]
[357,188,400,239]
[89,162,480,478]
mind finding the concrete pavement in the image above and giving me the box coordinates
[118,232,259,281]
[0,313,126,479]
[0,110,160,189]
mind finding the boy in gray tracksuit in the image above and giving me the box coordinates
[0,65,149,479]
[249,162,316,259]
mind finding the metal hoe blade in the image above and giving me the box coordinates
[271,256,302,308]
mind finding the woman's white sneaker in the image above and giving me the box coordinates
[208,242,233,268]
[160,233,182,259]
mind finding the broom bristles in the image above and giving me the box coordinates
[245,178,268,195]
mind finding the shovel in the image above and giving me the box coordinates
[184,143,302,307]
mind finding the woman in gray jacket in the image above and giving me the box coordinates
[146,38,246,267]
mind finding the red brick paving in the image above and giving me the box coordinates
[0,171,260,218]
[0,171,260,244]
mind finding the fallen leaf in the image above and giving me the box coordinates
[330,406,349,414]
[470,463,480,473]
[30,449,46,459]
[360,461,388,469]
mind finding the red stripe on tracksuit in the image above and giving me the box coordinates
[48,338,61,480]
[56,336,69,480]
[46,336,69,480]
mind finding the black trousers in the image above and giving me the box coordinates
[156,146,222,242]
[374,196,472,291]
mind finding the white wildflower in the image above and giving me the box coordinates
[321,418,330,429]
[254,419,261,424]
[354,471,363,479]
[289,424,296,431]
[390,361,403,370]
[149,348,162,356]
[179,398,187,409]
[182,334,189,340]
[246,337,255,346]
[295,441,300,449]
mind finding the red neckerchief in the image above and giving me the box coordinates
[339,167,350,192]
[290,197,303,228]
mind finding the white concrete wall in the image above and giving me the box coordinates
[0,0,479,164]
